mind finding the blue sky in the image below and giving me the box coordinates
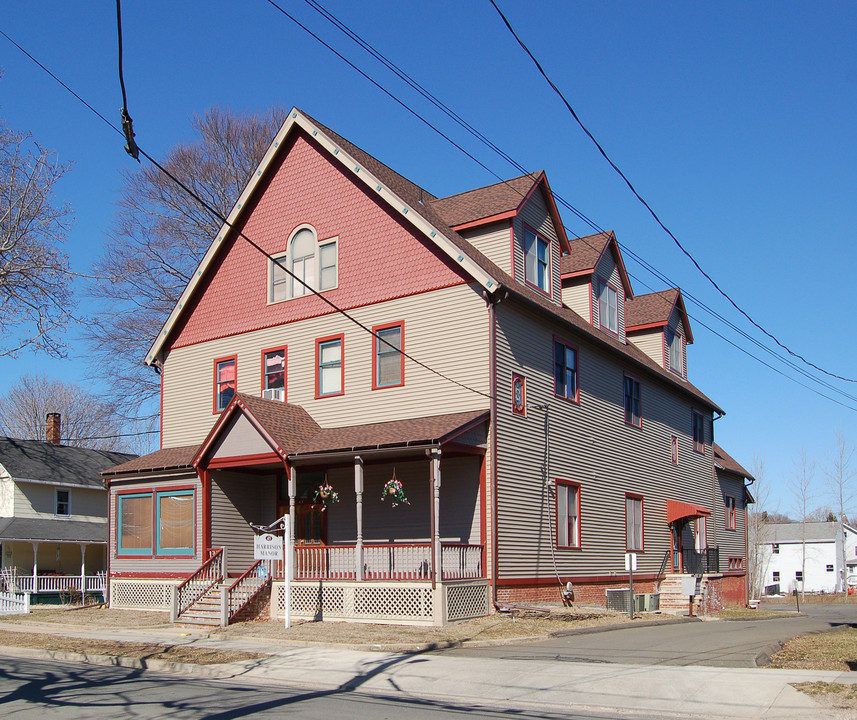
[2,1,856,515]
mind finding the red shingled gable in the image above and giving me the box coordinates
[169,130,470,350]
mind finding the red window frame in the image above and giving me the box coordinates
[692,410,705,453]
[115,485,197,559]
[261,346,287,398]
[555,480,581,549]
[553,336,580,404]
[371,321,404,390]
[623,373,642,428]
[512,372,527,416]
[315,334,345,398]
[625,493,645,552]
[725,495,737,530]
[213,355,237,414]
[670,435,679,464]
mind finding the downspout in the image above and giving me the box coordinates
[489,295,500,609]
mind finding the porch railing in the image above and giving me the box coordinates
[172,547,225,622]
[2,573,106,594]
[226,559,272,624]
[682,547,720,575]
[289,543,485,581]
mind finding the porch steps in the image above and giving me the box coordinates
[175,585,224,628]
[657,573,708,615]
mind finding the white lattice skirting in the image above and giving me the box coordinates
[109,579,179,611]
[272,579,489,626]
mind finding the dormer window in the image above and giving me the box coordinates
[269,226,338,303]
[599,281,618,334]
[668,330,683,375]
[524,227,550,294]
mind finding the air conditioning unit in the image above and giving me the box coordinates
[262,388,285,402]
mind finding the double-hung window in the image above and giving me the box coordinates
[214,357,236,412]
[692,411,705,453]
[373,322,403,389]
[262,348,286,401]
[626,494,644,551]
[553,340,578,402]
[624,376,641,427]
[268,227,338,303]
[556,481,580,548]
[55,489,70,516]
[668,329,683,375]
[725,496,736,530]
[524,228,550,293]
[316,335,344,397]
[599,281,618,334]
[117,489,195,557]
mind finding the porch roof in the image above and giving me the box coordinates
[293,409,489,456]
[0,517,107,543]
[666,499,711,524]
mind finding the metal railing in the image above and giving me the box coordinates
[681,547,719,575]
[225,559,272,625]
[172,547,225,622]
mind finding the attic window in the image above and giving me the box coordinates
[268,226,338,303]
[524,227,550,294]
[668,329,683,375]
[599,281,618,334]
[55,489,70,516]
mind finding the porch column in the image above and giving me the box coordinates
[431,448,442,585]
[31,542,38,592]
[288,465,297,581]
[354,456,364,581]
[80,543,86,593]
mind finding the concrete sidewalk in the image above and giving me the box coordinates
[0,621,853,719]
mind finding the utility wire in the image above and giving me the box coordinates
[283,0,857,405]
[488,0,857,385]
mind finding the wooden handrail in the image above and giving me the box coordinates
[175,547,224,620]
[226,559,271,623]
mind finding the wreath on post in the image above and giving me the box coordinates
[313,481,340,512]
[381,468,409,507]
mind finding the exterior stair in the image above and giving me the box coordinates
[657,573,708,615]
[174,584,224,628]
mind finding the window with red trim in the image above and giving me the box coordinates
[262,348,286,399]
[524,227,550,293]
[623,375,641,427]
[512,373,526,416]
[554,340,578,402]
[725,496,736,530]
[626,494,644,551]
[373,322,403,389]
[692,411,705,453]
[214,357,236,412]
[556,481,580,548]
[670,435,679,464]
[316,335,344,397]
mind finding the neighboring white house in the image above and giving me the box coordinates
[758,521,857,594]
[0,417,135,597]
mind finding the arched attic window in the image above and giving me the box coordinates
[269,226,338,303]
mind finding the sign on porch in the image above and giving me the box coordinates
[254,533,284,561]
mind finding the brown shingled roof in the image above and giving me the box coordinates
[232,393,321,456]
[297,409,488,455]
[429,173,540,227]
[625,289,680,328]
[104,445,198,476]
[713,443,755,481]
[561,232,613,275]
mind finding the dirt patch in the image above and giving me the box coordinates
[0,605,171,628]
[792,682,857,712]
[0,629,262,665]
[769,626,857,671]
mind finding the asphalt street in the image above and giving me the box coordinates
[0,655,670,720]
[437,603,857,667]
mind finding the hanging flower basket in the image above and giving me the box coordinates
[313,482,339,511]
[381,469,409,508]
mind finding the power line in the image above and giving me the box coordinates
[488,0,857,385]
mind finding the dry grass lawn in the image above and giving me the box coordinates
[769,626,857,671]
[792,681,857,712]
[0,605,171,628]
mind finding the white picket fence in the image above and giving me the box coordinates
[0,591,30,615]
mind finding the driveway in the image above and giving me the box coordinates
[437,603,857,668]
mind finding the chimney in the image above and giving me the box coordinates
[46,413,61,445]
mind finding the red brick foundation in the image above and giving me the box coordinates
[721,573,747,608]
[498,578,658,607]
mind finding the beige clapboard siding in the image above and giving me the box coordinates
[108,473,203,575]
[593,250,626,340]
[13,483,105,521]
[628,330,664,368]
[459,223,512,276]
[211,470,277,574]
[494,300,715,580]
[562,281,592,322]
[161,283,490,448]
[715,472,747,560]
[512,189,562,304]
